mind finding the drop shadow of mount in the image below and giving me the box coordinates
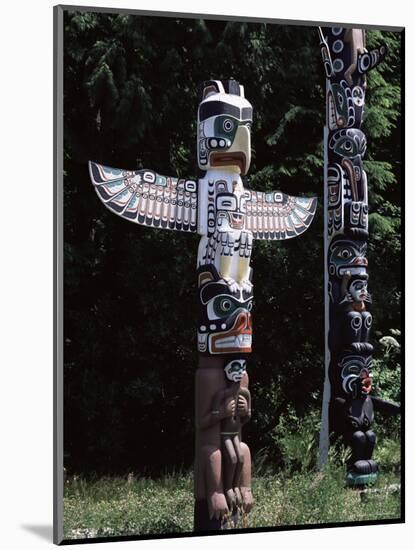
[21,524,53,542]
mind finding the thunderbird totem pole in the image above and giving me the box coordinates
[318,27,399,486]
[89,78,316,529]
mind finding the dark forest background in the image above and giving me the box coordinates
[63,11,402,476]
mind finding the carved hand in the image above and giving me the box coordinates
[237,394,249,416]
[209,491,229,520]
[220,397,236,419]
[240,487,254,512]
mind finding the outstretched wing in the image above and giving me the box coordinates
[245,190,317,240]
[89,161,198,232]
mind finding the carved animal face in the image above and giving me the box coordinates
[197,79,253,175]
[340,355,373,398]
[329,128,367,162]
[198,265,253,355]
[328,239,368,278]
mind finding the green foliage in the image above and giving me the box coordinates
[371,329,401,443]
[63,11,402,476]
[271,406,321,472]
[374,438,401,473]
[372,329,401,403]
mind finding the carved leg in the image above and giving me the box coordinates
[223,437,237,510]
[361,311,372,343]
[232,434,244,505]
[202,445,228,520]
[348,430,367,465]
[364,429,376,460]
[345,311,362,347]
[219,233,238,293]
[237,232,253,292]
[239,442,253,513]
[345,429,377,477]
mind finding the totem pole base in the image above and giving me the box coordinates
[193,500,222,532]
[346,471,379,488]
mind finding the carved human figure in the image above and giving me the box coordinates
[194,358,253,521]
[339,271,372,352]
[213,359,252,510]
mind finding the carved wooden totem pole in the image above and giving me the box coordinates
[88,79,317,529]
[317,27,399,486]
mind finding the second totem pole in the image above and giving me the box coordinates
[318,27,400,486]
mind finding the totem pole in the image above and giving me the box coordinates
[89,79,317,528]
[317,27,398,486]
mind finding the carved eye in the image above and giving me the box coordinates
[213,295,238,318]
[247,301,253,311]
[338,248,352,259]
[220,299,232,312]
[223,119,234,132]
[342,140,353,152]
[337,93,344,107]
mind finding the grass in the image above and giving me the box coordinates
[63,440,401,540]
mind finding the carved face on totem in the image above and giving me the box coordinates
[224,359,247,382]
[197,79,253,175]
[198,265,253,355]
[349,279,370,303]
[329,128,367,163]
[328,239,368,278]
[215,180,249,232]
[339,354,373,398]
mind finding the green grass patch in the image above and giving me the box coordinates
[64,450,401,539]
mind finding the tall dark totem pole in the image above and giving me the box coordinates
[89,79,317,529]
[318,27,400,486]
